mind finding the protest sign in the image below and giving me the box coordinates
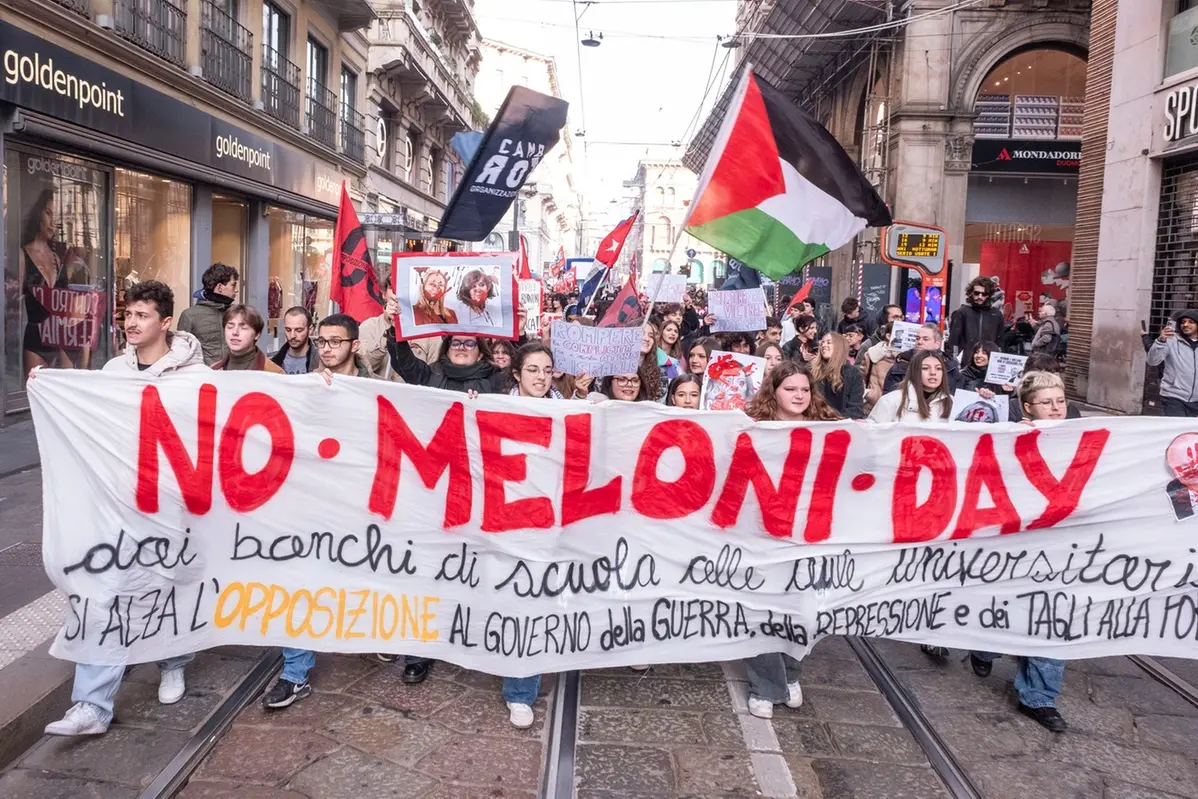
[30,286,103,350]
[393,252,519,341]
[950,389,1008,423]
[28,370,1198,673]
[646,273,688,304]
[710,288,767,332]
[985,353,1028,386]
[702,351,764,411]
[518,279,543,337]
[550,321,641,377]
[890,321,920,352]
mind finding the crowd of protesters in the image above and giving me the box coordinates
[36,265,1129,741]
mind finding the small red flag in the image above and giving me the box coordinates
[783,279,815,316]
[549,247,566,277]
[593,211,638,268]
[330,183,384,322]
[599,273,643,328]
[516,234,532,280]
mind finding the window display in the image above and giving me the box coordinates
[267,207,335,332]
[3,146,109,409]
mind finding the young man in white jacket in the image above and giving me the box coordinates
[45,280,209,737]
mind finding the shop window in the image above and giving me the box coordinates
[114,170,192,342]
[974,49,1087,140]
[266,207,335,332]
[1168,2,1198,78]
[3,147,110,410]
[212,194,248,286]
[429,147,443,199]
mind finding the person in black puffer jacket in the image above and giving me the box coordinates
[388,332,505,394]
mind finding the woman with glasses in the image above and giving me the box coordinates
[602,372,653,402]
[388,330,501,395]
[1006,352,1080,421]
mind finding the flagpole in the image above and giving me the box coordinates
[582,209,639,318]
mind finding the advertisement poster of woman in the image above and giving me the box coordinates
[392,252,519,341]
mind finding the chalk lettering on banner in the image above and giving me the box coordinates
[549,321,641,377]
[985,353,1028,386]
[710,288,767,333]
[25,370,1198,673]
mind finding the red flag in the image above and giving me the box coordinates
[549,247,566,277]
[330,183,384,322]
[599,273,643,328]
[783,279,815,316]
[516,235,532,280]
[593,211,638,268]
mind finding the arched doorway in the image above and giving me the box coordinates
[963,47,1086,325]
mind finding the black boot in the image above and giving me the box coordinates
[1018,703,1068,732]
[969,653,993,678]
[403,660,430,684]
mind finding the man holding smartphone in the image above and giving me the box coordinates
[1148,311,1198,416]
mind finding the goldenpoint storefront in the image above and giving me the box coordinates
[0,20,349,418]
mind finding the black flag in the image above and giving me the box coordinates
[436,86,569,242]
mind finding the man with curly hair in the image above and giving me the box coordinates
[947,276,1004,361]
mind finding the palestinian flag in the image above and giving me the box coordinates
[685,68,891,280]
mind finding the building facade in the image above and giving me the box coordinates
[624,160,723,287]
[1,0,374,417]
[474,38,580,273]
[362,0,482,268]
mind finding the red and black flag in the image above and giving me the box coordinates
[599,271,643,328]
[330,182,384,322]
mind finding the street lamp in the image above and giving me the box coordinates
[582,31,603,47]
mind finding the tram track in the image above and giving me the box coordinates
[1128,655,1198,710]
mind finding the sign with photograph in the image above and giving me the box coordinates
[701,351,764,411]
[889,321,920,352]
[550,321,642,377]
[709,288,767,333]
[393,252,520,341]
[985,353,1028,386]
[951,389,1008,424]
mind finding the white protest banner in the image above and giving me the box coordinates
[550,321,642,377]
[985,353,1028,386]
[646,273,688,304]
[951,389,1008,423]
[890,321,920,352]
[701,351,765,411]
[710,288,767,332]
[518,279,543,337]
[28,370,1198,674]
[393,252,519,340]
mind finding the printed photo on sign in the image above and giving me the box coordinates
[1165,433,1198,521]
[550,321,641,377]
[710,288,767,333]
[702,350,764,410]
[646,273,688,304]
[393,252,518,340]
[985,352,1028,386]
[890,321,920,352]
[950,390,1008,424]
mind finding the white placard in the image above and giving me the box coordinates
[710,288,767,333]
[393,252,518,340]
[890,321,920,352]
[646,273,688,304]
[550,321,642,377]
[951,389,1009,423]
[701,350,765,410]
[985,353,1028,386]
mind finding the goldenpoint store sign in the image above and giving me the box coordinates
[4,49,126,115]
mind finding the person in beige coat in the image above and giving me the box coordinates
[858,321,897,415]
[358,282,436,380]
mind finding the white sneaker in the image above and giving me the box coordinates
[747,697,774,719]
[507,702,535,729]
[786,681,803,708]
[158,667,186,705]
[45,702,108,736]
[628,664,651,672]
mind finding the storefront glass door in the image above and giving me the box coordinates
[211,194,249,293]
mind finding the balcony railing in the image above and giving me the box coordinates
[50,0,90,16]
[200,0,252,102]
[306,78,338,150]
[340,104,366,164]
[114,0,186,68]
[261,45,301,129]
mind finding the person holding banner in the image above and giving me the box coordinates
[665,374,702,409]
[960,343,1013,398]
[601,372,653,402]
[45,281,205,737]
[1006,353,1080,422]
[869,349,954,424]
[968,371,1071,733]
[882,324,963,394]
[270,306,320,374]
[211,305,285,374]
[684,337,716,377]
[810,333,864,419]
[504,343,565,400]
[755,342,784,379]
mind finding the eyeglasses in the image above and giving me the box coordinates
[316,337,353,349]
[522,366,553,376]
[449,339,479,350]
[613,376,641,386]
[1030,398,1068,408]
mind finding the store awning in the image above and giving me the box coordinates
[684,0,886,172]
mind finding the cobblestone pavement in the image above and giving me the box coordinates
[0,468,50,618]
[182,656,555,798]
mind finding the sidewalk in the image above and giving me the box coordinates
[0,419,38,479]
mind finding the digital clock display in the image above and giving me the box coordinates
[894,233,941,258]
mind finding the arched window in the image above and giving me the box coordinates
[654,186,665,206]
[659,216,673,246]
[666,187,676,206]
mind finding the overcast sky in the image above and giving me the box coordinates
[473,0,737,228]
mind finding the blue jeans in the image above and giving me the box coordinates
[503,675,541,705]
[73,654,194,724]
[282,648,315,684]
[744,653,800,703]
[974,652,1064,709]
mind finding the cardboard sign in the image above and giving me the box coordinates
[710,288,767,333]
[550,321,642,377]
[985,353,1028,386]
[890,321,920,352]
[29,370,1198,671]
[951,389,1009,424]
[701,351,764,411]
[646,273,688,305]
[518,279,543,337]
[393,252,519,340]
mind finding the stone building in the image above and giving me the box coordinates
[624,160,725,287]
